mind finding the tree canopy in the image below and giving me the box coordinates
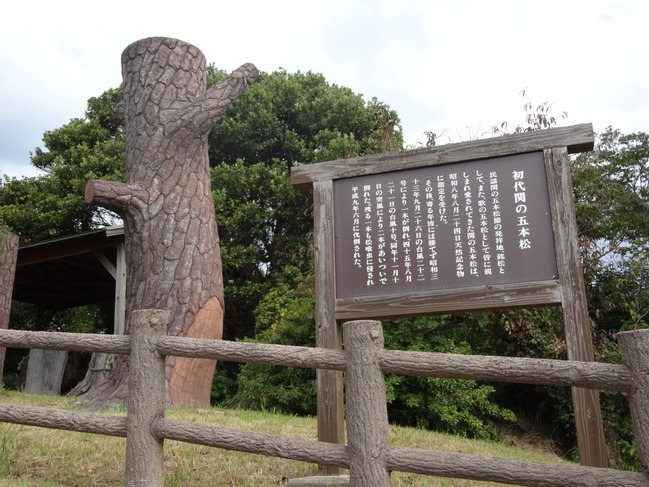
[1,69,648,468]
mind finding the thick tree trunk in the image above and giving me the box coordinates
[80,37,258,407]
[0,231,19,387]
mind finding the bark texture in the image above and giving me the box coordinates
[0,231,18,387]
[344,320,391,486]
[617,329,649,476]
[82,37,258,407]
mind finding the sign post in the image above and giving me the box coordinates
[292,123,607,469]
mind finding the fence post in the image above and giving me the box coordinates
[125,309,168,487]
[343,320,391,486]
[617,329,649,475]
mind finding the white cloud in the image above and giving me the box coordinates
[1,0,647,177]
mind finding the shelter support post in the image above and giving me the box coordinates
[0,231,18,387]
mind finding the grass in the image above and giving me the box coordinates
[0,390,572,486]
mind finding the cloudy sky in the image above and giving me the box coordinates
[1,0,647,178]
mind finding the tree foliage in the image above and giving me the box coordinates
[208,69,402,168]
[0,89,124,244]
[208,69,402,342]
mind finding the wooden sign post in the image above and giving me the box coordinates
[293,123,608,471]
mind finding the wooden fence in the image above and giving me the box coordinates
[1,309,648,486]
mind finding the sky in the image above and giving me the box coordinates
[1,0,647,178]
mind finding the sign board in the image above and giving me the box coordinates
[333,152,557,300]
[292,124,607,469]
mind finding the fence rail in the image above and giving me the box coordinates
[1,310,648,486]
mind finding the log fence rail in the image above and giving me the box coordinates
[1,310,648,486]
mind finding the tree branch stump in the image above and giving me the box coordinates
[81,37,258,407]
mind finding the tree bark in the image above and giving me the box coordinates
[0,231,19,387]
[80,37,258,407]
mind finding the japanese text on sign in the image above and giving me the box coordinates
[333,152,558,299]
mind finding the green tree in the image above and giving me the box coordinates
[208,69,401,169]
[0,88,125,244]
[208,69,403,342]
[208,69,403,403]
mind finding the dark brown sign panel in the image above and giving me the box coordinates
[333,151,558,299]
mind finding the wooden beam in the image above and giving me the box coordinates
[544,147,608,467]
[114,242,126,335]
[292,123,594,191]
[313,180,345,475]
[335,280,562,320]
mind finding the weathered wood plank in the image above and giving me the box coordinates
[386,446,649,487]
[0,404,127,437]
[154,419,350,469]
[544,147,607,467]
[292,124,594,190]
[335,280,562,320]
[0,329,131,355]
[24,349,68,396]
[313,179,345,474]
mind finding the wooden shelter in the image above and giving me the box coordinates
[9,225,125,395]
[13,225,126,334]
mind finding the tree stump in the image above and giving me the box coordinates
[82,37,258,407]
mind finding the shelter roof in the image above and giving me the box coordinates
[13,226,124,309]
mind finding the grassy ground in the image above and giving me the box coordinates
[0,390,571,486]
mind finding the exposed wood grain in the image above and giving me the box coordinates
[335,280,561,320]
[292,124,594,191]
[386,446,649,487]
[544,148,607,467]
[0,329,131,354]
[154,419,350,469]
[114,242,126,335]
[24,349,68,396]
[0,404,127,437]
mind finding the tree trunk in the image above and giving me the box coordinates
[80,37,258,407]
[0,231,18,388]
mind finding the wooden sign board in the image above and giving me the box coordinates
[332,151,558,310]
[292,123,607,470]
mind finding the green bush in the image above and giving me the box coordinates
[232,272,317,415]
[384,316,515,439]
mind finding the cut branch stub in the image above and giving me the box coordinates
[83,37,258,407]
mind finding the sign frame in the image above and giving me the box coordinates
[291,123,607,471]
